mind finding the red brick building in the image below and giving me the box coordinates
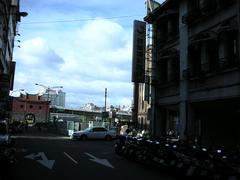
[11,93,50,123]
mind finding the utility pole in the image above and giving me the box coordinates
[105,88,107,112]
[102,88,108,123]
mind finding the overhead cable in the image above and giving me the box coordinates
[20,15,144,24]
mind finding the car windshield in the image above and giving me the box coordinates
[0,123,7,135]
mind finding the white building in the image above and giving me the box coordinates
[42,90,66,107]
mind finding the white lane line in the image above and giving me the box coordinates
[63,152,78,164]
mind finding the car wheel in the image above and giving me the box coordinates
[105,135,112,141]
[81,135,87,141]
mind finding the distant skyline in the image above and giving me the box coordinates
[13,0,164,108]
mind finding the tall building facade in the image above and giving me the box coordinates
[132,1,159,132]
[143,0,240,147]
[0,0,26,119]
[42,90,66,108]
[136,45,153,131]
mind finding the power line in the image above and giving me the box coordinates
[20,15,144,25]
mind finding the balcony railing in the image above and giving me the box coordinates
[187,57,240,79]
[182,0,232,25]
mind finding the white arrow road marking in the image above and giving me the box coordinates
[63,152,78,164]
[24,152,55,170]
[16,148,27,153]
[84,152,114,169]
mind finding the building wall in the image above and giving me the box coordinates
[137,83,151,131]
[136,44,152,131]
[42,90,66,107]
[0,0,23,119]
[145,0,240,147]
[11,94,50,123]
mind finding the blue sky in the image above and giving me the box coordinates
[13,0,163,108]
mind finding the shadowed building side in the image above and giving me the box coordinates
[144,0,240,148]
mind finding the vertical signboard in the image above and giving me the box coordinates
[132,20,146,83]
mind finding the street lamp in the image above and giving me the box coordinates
[18,12,28,17]
[1,11,28,17]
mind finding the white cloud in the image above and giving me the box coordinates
[59,19,132,82]
[15,37,64,69]
[75,19,126,51]
[14,18,133,108]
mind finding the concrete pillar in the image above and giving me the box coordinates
[179,0,188,140]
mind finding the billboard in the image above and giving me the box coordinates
[132,20,146,83]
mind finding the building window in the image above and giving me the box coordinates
[158,60,168,84]
[156,21,168,45]
[218,30,238,69]
[188,0,199,11]
[20,105,24,108]
[189,44,202,77]
[199,0,217,13]
[170,58,180,82]
[29,105,33,109]
[227,31,238,67]
[39,106,42,109]
[167,17,179,37]
[201,40,217,72]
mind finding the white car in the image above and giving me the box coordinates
[71,126,116,141]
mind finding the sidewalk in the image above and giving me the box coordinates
[11,126,70,140]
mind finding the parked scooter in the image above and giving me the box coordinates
[0,120,16,179]
[114,134,240,180]
[0,146,16,180]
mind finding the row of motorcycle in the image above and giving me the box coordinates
[115,135,240,180]
[0,121,16,180]
[0,146,16,180]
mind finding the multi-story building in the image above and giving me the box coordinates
[0,0,27,119]
[11,93,50,123]
[42,90,66,108]
[136,45,152,131]
[132,1,159,132]
[144,0,240,148]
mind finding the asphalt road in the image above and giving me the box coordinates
[11,129,177,180]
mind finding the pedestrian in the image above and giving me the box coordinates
[25,120,28,132]
[37,123,41,132]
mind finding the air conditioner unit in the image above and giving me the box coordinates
[11,0,19,6]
